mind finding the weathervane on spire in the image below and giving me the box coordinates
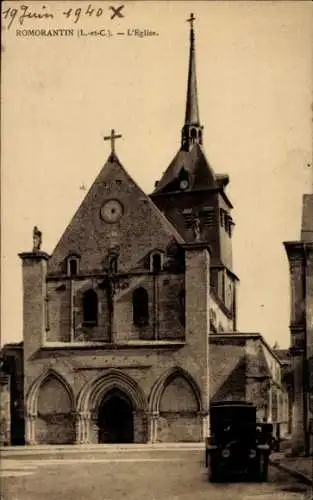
[187,13,195,30]
[103,129,122,154]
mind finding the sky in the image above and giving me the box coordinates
[1,0,312,348]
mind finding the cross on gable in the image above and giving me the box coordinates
[103,129,122,153]
[187,13,195,29]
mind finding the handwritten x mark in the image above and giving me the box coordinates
[109,5,125,20]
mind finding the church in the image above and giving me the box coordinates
[0,15,289,446]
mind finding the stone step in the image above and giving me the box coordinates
[0,442,205,457]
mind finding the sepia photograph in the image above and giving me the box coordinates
[1,1,312,499]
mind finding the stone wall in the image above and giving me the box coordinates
[36,414,75,444]
[157,414,201,442]
[45,272,186,344]
[210,339,246,403]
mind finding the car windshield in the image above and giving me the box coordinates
[210,406,256,446]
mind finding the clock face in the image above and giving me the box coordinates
[180,179,189,190]
[100,199,123,223]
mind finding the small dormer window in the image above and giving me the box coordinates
[150,252,163,273]
[67,256,80,277]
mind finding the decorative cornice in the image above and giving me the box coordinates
[284,242,313,276]
[41,340,186,350]
[283,241,306,253]
[46,269,185,282]
[304,242,313,261]
[210,332,285,366]
[74,364,152,371]
[19,251,50,261]
[181,242,212,252]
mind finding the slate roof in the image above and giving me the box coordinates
[274,349,290,362]
[185,24,200,126]
[152,143,218,194]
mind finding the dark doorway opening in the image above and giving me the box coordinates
[98,389,134,443]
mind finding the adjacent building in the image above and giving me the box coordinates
[284,193,313,455]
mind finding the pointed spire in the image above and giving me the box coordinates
[181,13,203,151]
[185,13,200,125]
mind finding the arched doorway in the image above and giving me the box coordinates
[98,389,134,443]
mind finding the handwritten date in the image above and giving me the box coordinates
[2,4,125,30]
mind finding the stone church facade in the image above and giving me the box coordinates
[0,16,289,446]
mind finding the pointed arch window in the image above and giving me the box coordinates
[83,289,98,326]
[133,287,149,326]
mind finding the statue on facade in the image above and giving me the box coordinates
[32,226,42,251]
[192,217,201,241]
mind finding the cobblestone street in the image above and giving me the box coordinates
[0,449,311,500]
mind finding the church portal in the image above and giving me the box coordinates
[98,389,134,443]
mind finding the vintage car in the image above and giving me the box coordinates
[205,401,271,482]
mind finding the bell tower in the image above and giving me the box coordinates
[150,14,238,323]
